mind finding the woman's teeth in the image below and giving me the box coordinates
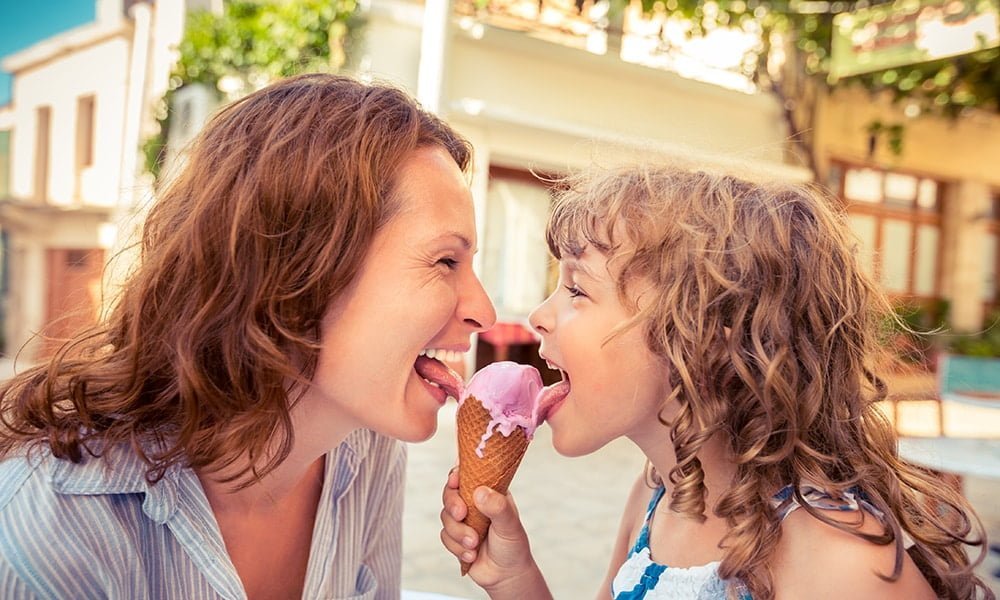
[419,348,464,362]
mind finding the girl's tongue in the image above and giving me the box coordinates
[535,379,570,423]
[414,355,463,399]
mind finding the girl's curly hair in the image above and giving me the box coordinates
[546,163,992,600]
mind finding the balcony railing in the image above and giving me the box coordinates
[454,0,758,92]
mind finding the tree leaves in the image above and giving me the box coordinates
[173,0,362,98]
[632,0,998,116]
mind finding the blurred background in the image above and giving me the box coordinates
[1,0,998,597]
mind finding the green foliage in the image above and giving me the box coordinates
[144,0,363,178]
[637,1,999,118]
[866,119,904,154]
[888,300,1000,361]
[175,0,361,89]
[946,309,1000,357]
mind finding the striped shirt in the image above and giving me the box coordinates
[0,429,405,600]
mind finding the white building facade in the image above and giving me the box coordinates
[0,0,803,368]
[0,0,190,361]
[349,0,806,373]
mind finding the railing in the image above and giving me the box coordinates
[453,0,758,92]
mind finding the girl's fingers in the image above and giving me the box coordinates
[440,507,480,547]
[442,484,468,521]
[439,527,478,563]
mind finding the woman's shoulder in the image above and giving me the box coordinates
[770,504,936,599]
[0,444,77,513]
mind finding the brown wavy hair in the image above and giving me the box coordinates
[545,164,992,599]
[0,73,471,485]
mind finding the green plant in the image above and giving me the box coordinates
[144,0,364,179]
[946,309,1000,357]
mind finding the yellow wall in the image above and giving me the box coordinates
[816,86,1000,186]
[816,86,999,331]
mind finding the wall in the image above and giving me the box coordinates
[6,34,131,207]
[817,87,1000,331]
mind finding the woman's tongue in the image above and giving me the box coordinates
[414,355,463,399]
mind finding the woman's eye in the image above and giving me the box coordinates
[438,257,459,270]
[564,284,586,298]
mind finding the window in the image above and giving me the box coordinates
[985,190,1000,313]
[0,129,10,198]
[75,95,95,200]
[832,161,943,300]
[482,167,553,317]
[34,106,51,203]
[76,95,95,168]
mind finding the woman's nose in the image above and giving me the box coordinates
[461,274,497,333]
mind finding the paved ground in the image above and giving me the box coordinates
[402,393,1000,599]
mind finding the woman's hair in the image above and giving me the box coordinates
[546,164,992,600]
[0,73,471,485]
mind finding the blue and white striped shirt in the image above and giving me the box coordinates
[0,429,405,599]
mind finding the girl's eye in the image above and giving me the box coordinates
[564,284,586,298]
[438,257,459,270]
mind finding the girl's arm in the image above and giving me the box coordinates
[594,473,649,600]
[440,468,553,600]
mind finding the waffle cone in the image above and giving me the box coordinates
[456,394,530,575]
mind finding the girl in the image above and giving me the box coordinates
[0,73,495,599]
[440,164,992,599]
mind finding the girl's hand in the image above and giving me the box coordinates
[440,467,553,599]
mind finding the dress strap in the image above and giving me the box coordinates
[771,483,915,549]
[629,486,667,556]
[644,486,667,519]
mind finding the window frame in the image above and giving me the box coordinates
[827,159,946,303]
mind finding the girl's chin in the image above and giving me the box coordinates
[551,427,605,458]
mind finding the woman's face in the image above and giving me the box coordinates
[528,245,667,457]
[301,145,496,444]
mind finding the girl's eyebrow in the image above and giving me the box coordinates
[564,257,599,281]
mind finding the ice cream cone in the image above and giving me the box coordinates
[456,393,529,575]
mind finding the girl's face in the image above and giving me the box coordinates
[528,244,668,457]
[299,146,496,445]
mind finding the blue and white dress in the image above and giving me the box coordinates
[611,484,901,599]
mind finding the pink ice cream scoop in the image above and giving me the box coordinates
[460,361,569,457]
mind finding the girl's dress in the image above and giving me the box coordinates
[611,483,906,599]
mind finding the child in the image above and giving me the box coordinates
[440,164,993,599]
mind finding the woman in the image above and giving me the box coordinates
[0,73,496,599]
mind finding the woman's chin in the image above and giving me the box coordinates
[390,413,438,443]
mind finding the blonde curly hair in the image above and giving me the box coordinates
[545,164,992,600]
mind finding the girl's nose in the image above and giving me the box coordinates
[528,297,552,335]
[461,275,497,332]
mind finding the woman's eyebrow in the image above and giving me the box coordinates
[428,231,474,251]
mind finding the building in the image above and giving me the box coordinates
[816,86,1000,335]
[352,0,810,374]
[0,0,193,362]
[7,0,991,374]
